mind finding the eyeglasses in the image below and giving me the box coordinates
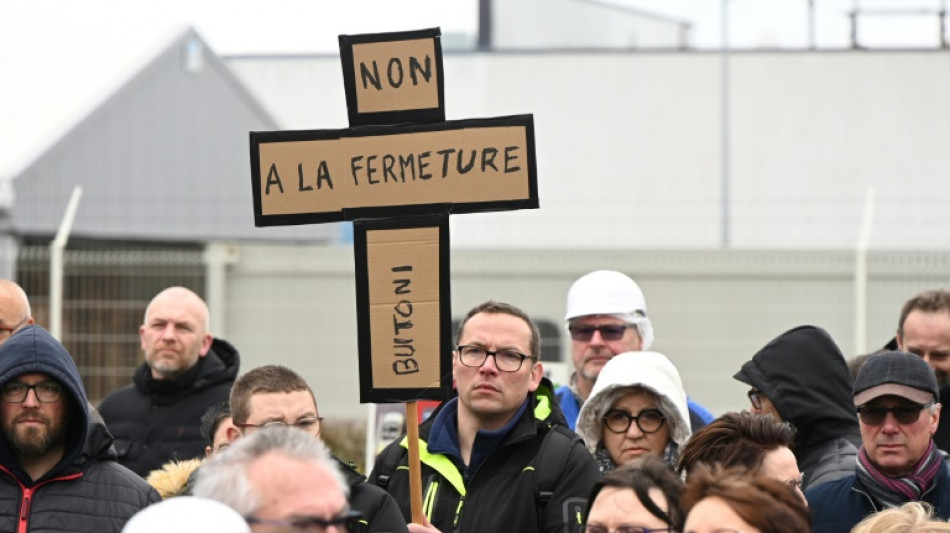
[456,345,537,372]
[236,416,323,433]
[603,408,666,434]
[2,381,63,403]
[0,317,29,342]
[569,324,637,342]
[585,525,674,533]
[856,402,933,425]
[747,389,763,410]
[785,472,805,491]
[245,510,363,532]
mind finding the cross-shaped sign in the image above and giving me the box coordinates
[248,27,539,523]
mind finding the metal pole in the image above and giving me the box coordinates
[854,186,875,355]
[721,0,731,248]
[50,186,83,341]
[808,0,816,49]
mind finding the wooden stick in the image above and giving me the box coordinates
[405,401,424,524]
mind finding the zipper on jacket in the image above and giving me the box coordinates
[452,496,464,533]
[18,490,32,533]
[0,465,84,533]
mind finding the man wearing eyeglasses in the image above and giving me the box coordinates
[806,351,950,533]
[195,425,359,532]
[556,270,714,431]
[0,279,33,346]
[733,325,860,491]
[370,301,600,533]
[228,365,408,533]
[0,325,159,531]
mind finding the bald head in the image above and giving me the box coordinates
[140,287,213,380]
[0,280,33,345]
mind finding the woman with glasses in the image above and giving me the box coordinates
[576,352,691,473]
[583,454,685,533]
[681,464,812,533]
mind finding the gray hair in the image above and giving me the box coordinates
[193,426,347,516]
[589,385,689,448]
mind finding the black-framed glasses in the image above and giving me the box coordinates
[2,381,63,403]
[236,416,323,433]
[569,324,636,342]
[585,525,675,533]
[245,510,363,532]
[456,345,537,372]
[603,408,666,434]
[856,402,933,425]
[0,317,29,341]
[747,389,763,410]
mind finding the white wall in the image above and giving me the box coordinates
[227,49,950,251]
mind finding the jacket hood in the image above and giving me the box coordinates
[576,352,691,453]
[0,325,90,480]
[734,325,860,449]
[133,337,240,400]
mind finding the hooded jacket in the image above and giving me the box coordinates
[0,325,160,532]
[369,378,600,533]
[575,351,692,469]
[734,325,861,490]
[99,337,240,476]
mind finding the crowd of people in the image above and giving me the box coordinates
[1,275,950,532]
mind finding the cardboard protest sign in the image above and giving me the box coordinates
[249,115,538,226]
[353,215,452,403]
[339,28,444,126]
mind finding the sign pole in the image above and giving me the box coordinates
[248,28,539,528]
[405,401,424,523]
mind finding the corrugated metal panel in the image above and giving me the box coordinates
[11,29,338,243]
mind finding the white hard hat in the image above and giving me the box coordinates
[565,270,654,349]
[122,497,250,533]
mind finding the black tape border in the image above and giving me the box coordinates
[250,114,538,227]
[339,27,445,127]
[354,214,453,404]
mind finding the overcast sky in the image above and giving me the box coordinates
[5,0,947,57]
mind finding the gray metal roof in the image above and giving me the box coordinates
[7,28,338,243]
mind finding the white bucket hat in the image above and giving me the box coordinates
[565,270,654,349]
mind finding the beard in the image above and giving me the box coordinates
[3,412,65,459]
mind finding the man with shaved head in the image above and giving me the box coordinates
[0,279,33,346]
[99,286,241,476]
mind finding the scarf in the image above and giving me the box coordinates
[594,441,679,475]
[855,440,942,509]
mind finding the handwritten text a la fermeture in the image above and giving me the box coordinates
[264,144,523,196]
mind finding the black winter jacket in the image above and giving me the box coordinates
[0,326,160,532]
[735,325,861,490]
[335,456,409,533]
[369,380,601,533]
[98,338,239,476]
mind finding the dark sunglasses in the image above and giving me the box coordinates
[245,510,363,531]
[856,402,933,425]
[569,324,636,342]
